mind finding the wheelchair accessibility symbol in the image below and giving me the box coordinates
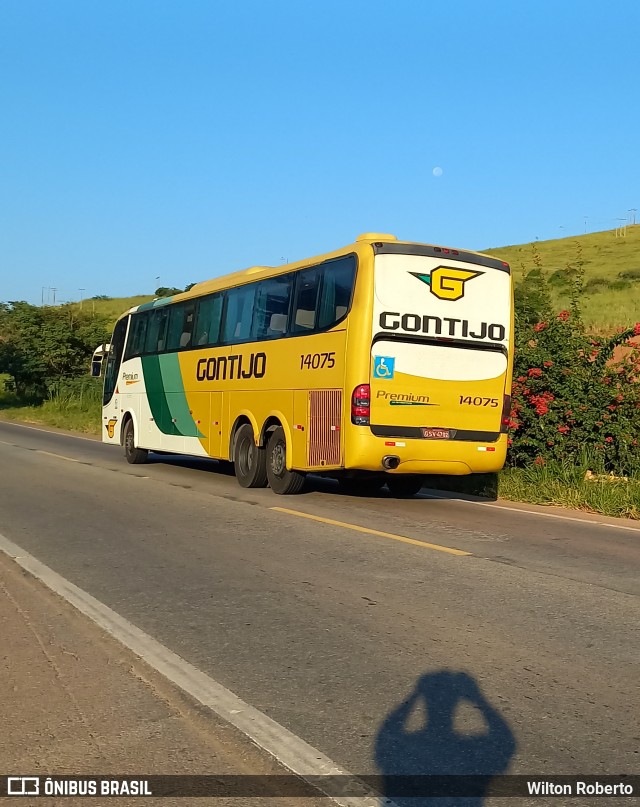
[373,356,395,379]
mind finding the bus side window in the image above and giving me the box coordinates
[166,304,185,351]
[103,317,128,405]
[194,294,223,346]
[253,274,293,340]
[180,303,196,348]
[317,256,356,329]
[291,267,321,333]
[145,308,169,354]
[124,313,148,360]
[222,285,256,344]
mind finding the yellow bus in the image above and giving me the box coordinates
[100,232,514,495]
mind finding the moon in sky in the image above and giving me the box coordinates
[432,167,443,177]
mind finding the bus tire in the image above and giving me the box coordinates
[266,427,305,495]
[233,424,268,488]
[386,475,424,497]
[123,419,148,465]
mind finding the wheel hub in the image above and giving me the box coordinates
[271,442,285,475]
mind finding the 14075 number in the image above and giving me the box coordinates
[459,396,499,407]
[300,352,336,370]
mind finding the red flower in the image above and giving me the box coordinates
[605,436,613,443]
[534,456,545,466]
[615,394,624,402]
[608,404,616,411]
[558,310,570,322]
[543,361,553,367]
[517,375,527,382]
[534,322,547,332]
[528,368,543,378]
[535,404,549,415]
[507,438,513,447]
[565,410,574,417]
[634,323,640,336]
[558,425,570,434]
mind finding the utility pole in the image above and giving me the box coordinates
[78,289,85,310]
[615,218,627,238]
[584,216,589,234]
[629,209,637,226]
[51,287,57,305]
[41,287,47,306]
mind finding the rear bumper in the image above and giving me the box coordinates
[345,429,507,475]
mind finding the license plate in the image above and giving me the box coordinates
[422,427,450,439]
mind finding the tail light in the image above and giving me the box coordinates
[500,394,512,432]
[351,384,370,425]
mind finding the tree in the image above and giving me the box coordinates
[0,302,111,401]
[154,286,183,297]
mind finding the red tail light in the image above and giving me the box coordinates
[351,384,370,425]
[501,394,512,432]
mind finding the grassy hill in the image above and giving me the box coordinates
[483,225,640,333]
[75,226,640,332]
[82,295,154,322]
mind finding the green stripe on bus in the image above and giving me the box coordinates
[140,355,181,436]
[138,296,174,312]
[158,354,204,438]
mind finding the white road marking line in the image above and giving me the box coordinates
[422,492,640,533]
[36,450,81,463]
[0,532,393,807]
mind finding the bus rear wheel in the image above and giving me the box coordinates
[266,427,305,495]
[233,424,267,488]
[123,419,148,465]
[386,475,424,497]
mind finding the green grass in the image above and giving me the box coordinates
[423,458,640,520]
[483,224,640,332]
[72,295,154,326]
[0,374,101,435]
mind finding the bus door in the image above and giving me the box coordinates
[102,316,129,444]
[369,250,511,442]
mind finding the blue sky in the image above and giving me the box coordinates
[1,0,639,304]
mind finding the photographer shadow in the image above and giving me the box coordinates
[374,670,516,806]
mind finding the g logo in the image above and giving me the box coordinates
[411,266,483,301]
[106,418,118,438]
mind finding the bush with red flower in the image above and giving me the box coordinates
[509,270,640,476]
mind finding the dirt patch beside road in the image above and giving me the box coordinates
[0,551,325,807]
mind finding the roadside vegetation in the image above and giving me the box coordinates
[2,231,640,518]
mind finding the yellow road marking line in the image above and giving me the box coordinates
[36,450,81,463]
[271,507,471,556]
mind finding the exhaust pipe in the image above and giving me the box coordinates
[382,455,400,470]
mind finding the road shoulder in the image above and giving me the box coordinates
[0,550,324,806]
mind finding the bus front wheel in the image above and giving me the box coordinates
[233,424,268,488]
[386,475,424,497]
[266,427,305,495]
[123,420,148,465]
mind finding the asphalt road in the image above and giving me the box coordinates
[0,420,639,800]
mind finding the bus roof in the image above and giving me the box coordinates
[115,233,508,323]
